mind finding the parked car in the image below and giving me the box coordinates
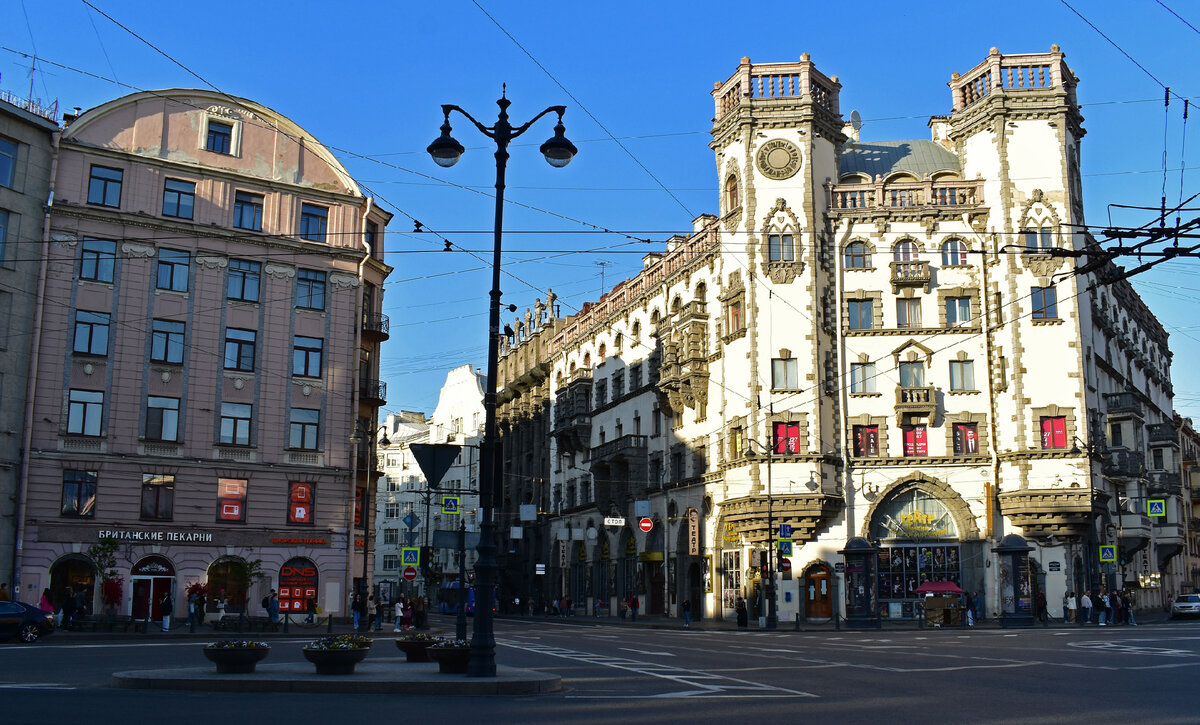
[1170,593,1200,619]
[0,601,55,642]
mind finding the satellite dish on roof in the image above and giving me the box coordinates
[850,110,863,131]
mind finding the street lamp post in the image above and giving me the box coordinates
[1070,436,1105,596]
[745,437,778,629]
[351,424,390,628]
[428,92,576,677]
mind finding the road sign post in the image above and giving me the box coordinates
[639,517,653,532]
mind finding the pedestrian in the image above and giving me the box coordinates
[735,596,748,629]
[681,598,691,628]
[1109,589,1123,626]
[61,587,77,628]
[267,589,280,631]
[1066,591,1077,624]
[0,583,9,601]
[965,591,975,627]
[39,588,53,615]
[629,594,640,622]
[1035,590,1048,626]
[402,596,414,629]
[216,590,228,623]
[393,597,404,632]
[1123,590,1138,626]
[305,594,317,624]
[375,594,387,632]
[415,595,427,629]
[1098,590,1110,626]
[619,597,627,620]
[351,592,364,631]
[972,591,984,622]
[161,590,174,631]
[1080,590,1093,625]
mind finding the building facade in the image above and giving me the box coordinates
[1,95,58,590]
[498,47,1181,623]
[14,90,391,620]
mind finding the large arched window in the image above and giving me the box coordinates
[941,239,968,266]
[893,240,919,261]
[725,175,739,211]
[845,241,871,269]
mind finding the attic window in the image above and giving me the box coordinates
[201,111,242,157]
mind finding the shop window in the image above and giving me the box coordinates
[853,425,879,456]
[902,425,928,456]
[289,482,314,524]
[1040,416,1067,449]
[953,423,979,455]
[773,421,800,454]
[217,478,247,522]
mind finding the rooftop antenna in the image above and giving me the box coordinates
[594,260,612,295]
[848,110,863,143]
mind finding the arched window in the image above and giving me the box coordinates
[845,241,870,269]
[725,175,739,211]
[893,240,919,261]
[941,239,967,266]
[767,233,795,262]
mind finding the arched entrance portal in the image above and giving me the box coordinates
[803,563,832,620]
[130,555,175,621]
[870,488,962,620]
[207,557,249,614]
[49,554,96,614]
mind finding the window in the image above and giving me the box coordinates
[73,311,110,356]
[728,425,745,460]
[847,299,874,330]
[1040,416,1067,449]
[234,191,263,231]
[383,529,399,545]
[773,421,800,454]
[725,175,738,210]
[67,389,103,436]
[145,396,180,442]
[945,297,971,327]
[941,239,968,266]
[80,239,116,282]
[1152,447,1165,470]
[893,240,919,261]
[845,241,870,268]
[1022,227,1054,250]
[850,362,876,393]
[949,360,975,391]
[156,249,190,292]
[140,474,174,520]
[220,403,252,445]
[365,221,378,250]
[289,408,320,449]
[385,502,401,518]
[902,425,928,456]
[953,423,979,455]
[161,179,195,219]
[217,478,247,522]
[612,369,625,399]
[899,362,925,388]
[382,555,399,571]
[768,233,794,262]
[1032,286,1058,319]
[0,136,15,187]
[227,259,261,301]
[594,379,608,407]
[296,269,326,310]
[61,471,97,517]
[299,203,328,242]
[853,425,879,456]
[289,482,314,524]
[896,298,922,328]
[726,297,745,335]
[206,121,233,154]
[772,358,799,389]
[151,319,185,364]
[293,336,323,377]
[223,328,257,371]
[630,362,642,390]
[0,209,8,262]
[87,165,123,207]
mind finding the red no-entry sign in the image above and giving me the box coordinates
[402,566,418,581]
[639,517,653,532]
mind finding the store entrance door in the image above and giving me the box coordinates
[805,564,832,620]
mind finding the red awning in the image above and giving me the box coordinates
[913,581,965,595]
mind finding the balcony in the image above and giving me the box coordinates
[830,178,984,213]
[1147,422,1177,444]
[1147,470,1181,496]
[895,385,936,420]
[592,434,649,462]
[997,488,1093,537]
[361,312,390,342]
[720,493,843,545]
[359,379,387,407]
[1104,392,1144,419]
[1118,513,1151,555]
[1102,447,1144,480]
[889,260,931,292]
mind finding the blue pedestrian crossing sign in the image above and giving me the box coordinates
[1147,499,1166,517]
[442,496,461,515]
[1099,545,1116,563]
[778,539,793,556]
[401,547,420,566]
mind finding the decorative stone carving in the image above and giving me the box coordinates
[195,255,228,270]
[264,263,295,279]
[755,138,802,180]
[759,197,806,283]
[121,242,156,258]
[329,272,359,289]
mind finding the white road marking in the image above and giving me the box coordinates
[619,648,674,657]
[0,683,75,690]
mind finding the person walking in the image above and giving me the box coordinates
[1123,590,1138,625]
[61,588,77,629]
[1035,590,1048,626]
[735,596,749,629]
[375,594,387,632]
[629,594,640,622]
[1079,590,1093,625]
[965,591,975,627]
[1066,591,1077,624]
[393,596,404,632]
[1109,589,1123,626]
[161,590,174,632]
[267,589,280,631]
[1098,590,1110,626]
[38,588,54,615]
[216,590,228,623]
[415,595,427,629]
[305,594,317,624]
[972,591,984,623]
[681,598,692,628]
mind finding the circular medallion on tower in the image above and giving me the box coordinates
[756,138,802,180]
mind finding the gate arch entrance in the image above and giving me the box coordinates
[49,554,96,614]
[130,555,175,621]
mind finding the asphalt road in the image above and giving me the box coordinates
[2,617,1198,724]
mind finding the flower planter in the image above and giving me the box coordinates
[302,646,370,675]
[427,647,471,674]
[203,645,270,674]
[395,639,436,662]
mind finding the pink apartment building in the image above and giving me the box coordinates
[14,90,391,622]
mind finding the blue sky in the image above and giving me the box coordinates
[3,0,1199,421]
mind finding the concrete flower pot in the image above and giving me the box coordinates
[394,638,436,662]
[427,646,470,674]
[202,646,270,674]
[302,646,370,675]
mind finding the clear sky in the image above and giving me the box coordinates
[3,0,1199,421]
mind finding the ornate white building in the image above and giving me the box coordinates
[513,47,1181,623]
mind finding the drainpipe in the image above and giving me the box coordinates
[13,130,60,601]
[344,197,374,611]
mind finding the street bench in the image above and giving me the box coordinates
[69,614,136,632]
[210,615,278,632]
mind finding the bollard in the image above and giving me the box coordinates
[327,613,333,633]
[283,611,289,633]
[189,614,195,634]
[794,612,800,631]
[237,610,244,634]
[835,613,841,632]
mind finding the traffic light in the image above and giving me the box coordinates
[420,546,434,574]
